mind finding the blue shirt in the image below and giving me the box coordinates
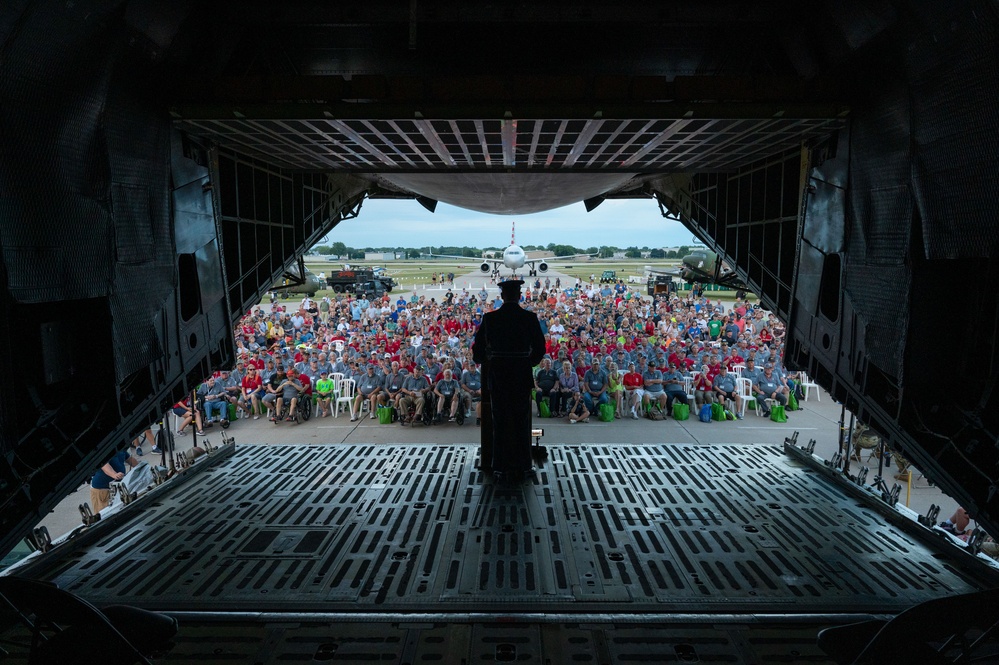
[91,451,129,490]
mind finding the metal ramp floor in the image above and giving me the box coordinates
[5,442,995,663]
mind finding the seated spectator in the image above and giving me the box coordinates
[269,368,298,422]
[741,357,761,386]
[692,364,714,410]
[461,364,483,425]
[662,363,688,413]
[262,366,286,420]
[622,361,644,419]
[566,390,590,423]
[199,376,228,423]
[753,363,787,417]
[314,370,336,417]
[555,360,579,418]
[534,358,559,417]
[940,508,971,539]
[642,361,668,418]
[240,366,264,419]
[434,368,461,421]
[381,362,406,412]
[172,397,203,436]
[582,359,610,414]
[399,365,432,425]
[711,365,744,419]
[353,364,384,421]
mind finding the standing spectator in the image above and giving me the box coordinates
[90,449,139,513]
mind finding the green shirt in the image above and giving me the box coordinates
[707,320,722,339]
[315,378,335,395]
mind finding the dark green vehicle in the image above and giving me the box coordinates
[599,270,617,283]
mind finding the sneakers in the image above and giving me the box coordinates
[253,415,260,420]
[569,419,577,424]
[735,413,743,420]
[351,415,359,422]
[175,429,186,436]
[134,447,143,456]
[369,412,376,419]
[151,446,162,454]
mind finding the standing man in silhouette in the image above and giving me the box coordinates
[473,279,546,479]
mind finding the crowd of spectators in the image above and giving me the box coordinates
[168,275,800,435]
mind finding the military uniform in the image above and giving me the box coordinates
[472,281,546,476]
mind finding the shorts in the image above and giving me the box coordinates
[718,391,737,401]
[172,406,189,417]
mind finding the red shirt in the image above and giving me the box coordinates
[623,372,644,389]
[241,374,263,393]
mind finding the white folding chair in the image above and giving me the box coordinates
[800,372,820,401]
[682,376,696,404]
[735,377,754,418]
[328,372,345,398]
[334,378,356,418]
[731,363,745,378]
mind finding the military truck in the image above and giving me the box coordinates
[326,269,396,293]
[647,274,676,296]
[599,270,617,283]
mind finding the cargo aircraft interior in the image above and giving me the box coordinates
[2,1,999,662]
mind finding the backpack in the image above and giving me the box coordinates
[698,404,713,423]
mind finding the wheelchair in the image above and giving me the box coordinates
[432,392,465,425]
[273,391,313,424]
[404,393,435,426]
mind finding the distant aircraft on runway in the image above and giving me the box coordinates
[429,221,594,277]
[646,249,751,292]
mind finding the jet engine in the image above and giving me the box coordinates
[480,263,491,273]
[538,262,549,273]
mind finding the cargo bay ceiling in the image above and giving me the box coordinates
[1,0,998,558]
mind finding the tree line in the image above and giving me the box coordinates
[312,242,693,260]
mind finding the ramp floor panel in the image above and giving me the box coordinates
[25,443,987,615]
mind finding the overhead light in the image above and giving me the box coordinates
[416,196,438,213]
[583,196,605,212]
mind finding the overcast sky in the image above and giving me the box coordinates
[322,198,696,250]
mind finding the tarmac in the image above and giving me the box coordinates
[33,268,961,544]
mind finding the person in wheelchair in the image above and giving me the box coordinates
[399,365,432,426]
[460,364,483,425]
[434,368,462,423]
[274,367,305,424]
